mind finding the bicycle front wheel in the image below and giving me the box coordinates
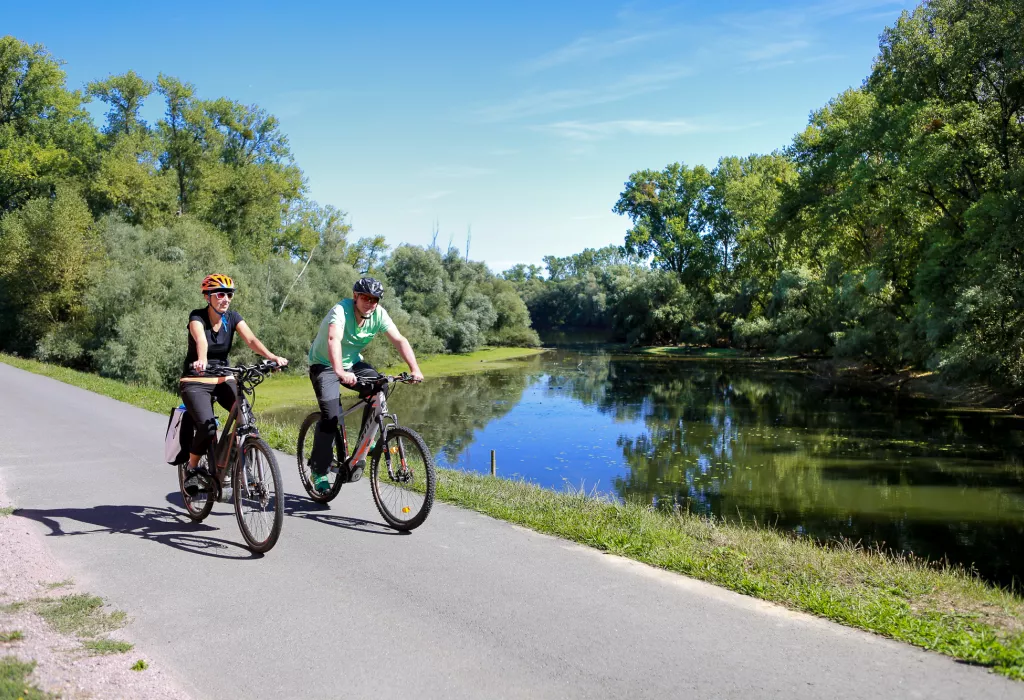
[296,412,344,503]
[370,426,436,531]
[233,437,284,553]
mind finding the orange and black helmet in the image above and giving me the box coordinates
[201,273,235,294]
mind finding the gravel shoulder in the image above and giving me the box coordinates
[0,476,190,700]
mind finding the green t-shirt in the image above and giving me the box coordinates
[308,298,393,369]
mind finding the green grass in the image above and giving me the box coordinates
[0,604,25,615]
[3,352,1024,677]
[0,656,52,700]
[82,639,133,655]
[0,508,14,518]
[130,659,148,671]
[256,346,546,407]
[42,580,72,591]
[35,595,126,638]
[0,632,23,644]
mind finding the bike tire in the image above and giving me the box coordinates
[177,455,215,523]
[296,412,345,503]
[233,436,284,553]
[370,426,436,531]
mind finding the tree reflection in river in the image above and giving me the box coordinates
[557,354,1024,585]
[264,351,1024,585]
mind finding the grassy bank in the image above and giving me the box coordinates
[631,345,1022,410]
[2,353,1023,678]
[257,346,547,407]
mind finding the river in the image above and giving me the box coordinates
[265,349,1024,586]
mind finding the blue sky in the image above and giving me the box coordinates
[6,0,917,272]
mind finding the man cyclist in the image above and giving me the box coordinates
[180,274,289,494]
[307,277,423,491]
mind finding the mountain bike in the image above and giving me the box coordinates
[296,373,436,531]
[177,360,285,553]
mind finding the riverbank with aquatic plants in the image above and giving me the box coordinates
[2,351,1023,680]
[625,346,1024,413]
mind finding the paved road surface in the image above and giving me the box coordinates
[0,362,1020,699]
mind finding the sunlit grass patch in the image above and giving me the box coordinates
[82,639,133,655]
[130,659,148,671]
[255,346,547,408]
[0,507,15,517]
[42,580,72,591]
[0,656,52,699]
[35,595,126,638]
[0,631,23,643]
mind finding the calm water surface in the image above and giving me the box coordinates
[266,351,1024,586]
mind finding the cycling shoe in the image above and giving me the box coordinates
[183,466,211,496]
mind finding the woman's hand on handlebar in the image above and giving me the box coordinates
[191,359,207,374]
[271,355,288,369]
[410,369,424,383]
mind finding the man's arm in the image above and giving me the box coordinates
[385,327,424,382]
[328,323,357,385]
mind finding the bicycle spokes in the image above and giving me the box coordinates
[236,441,278,545]
[371,427,435,529]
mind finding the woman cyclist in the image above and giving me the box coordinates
[180,274,288,494]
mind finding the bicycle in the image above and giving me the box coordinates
[296,372,436,531]
[177,360,285,553]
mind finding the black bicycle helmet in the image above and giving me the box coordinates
[353,277,385,299]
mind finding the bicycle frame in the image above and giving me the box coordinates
[339,389,393,465]
[211,379,258,474]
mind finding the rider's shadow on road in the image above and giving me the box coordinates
[283,494,408,536]
[15,500,262,560]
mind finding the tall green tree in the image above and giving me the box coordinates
[156,74,207,215]
[613,163,717,287]
[86,71,153,136]
[0,185,98,355]
[0,36,96,212]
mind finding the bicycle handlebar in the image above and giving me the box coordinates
[201,360,283,379]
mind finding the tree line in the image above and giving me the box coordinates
[0,36,539,389]
[505,0,1024,390]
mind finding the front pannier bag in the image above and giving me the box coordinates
[164,405,193,464]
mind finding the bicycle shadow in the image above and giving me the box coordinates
[283,493,407,536]
[15,501,261,560]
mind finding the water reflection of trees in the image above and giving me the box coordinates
[551,355,1024,585]
[388,370,537,465]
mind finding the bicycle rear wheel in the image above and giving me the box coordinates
[370,426,436,531]
[296,412,345,503]
[233,436,284,553]
[178,454,214,522]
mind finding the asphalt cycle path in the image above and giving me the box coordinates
[0,362,1021,700]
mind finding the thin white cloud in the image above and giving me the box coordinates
[421,165,494,178]
[473,65,693,122]
[521,30,667,73]
[744,40,810,62]
[538,118,760,141]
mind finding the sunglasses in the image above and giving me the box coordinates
[209,291,234,300]
[357,293,380,303]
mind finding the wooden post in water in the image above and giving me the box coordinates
[490,450,496,477]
